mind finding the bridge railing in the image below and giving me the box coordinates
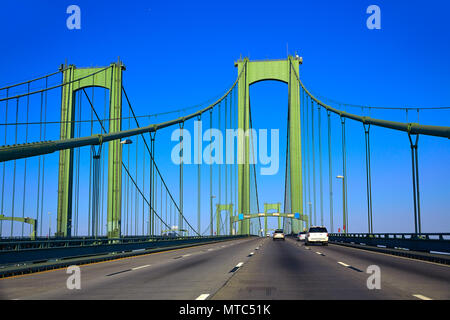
[0,234,250,267]
[329,233,450,254]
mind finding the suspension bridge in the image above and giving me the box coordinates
[0,57,448,300]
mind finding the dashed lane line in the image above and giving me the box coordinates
[195,294,210,300]
[131,265,151,271]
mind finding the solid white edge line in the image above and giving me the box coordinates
[131,265,150,270]
[338,262,350,267]
[413,294,432,300]
[195,294,210,300]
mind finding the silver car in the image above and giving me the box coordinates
[297,231,306,241]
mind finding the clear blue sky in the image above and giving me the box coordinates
[0,0,449,236]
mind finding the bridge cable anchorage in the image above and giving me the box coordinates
[363,123,373,233]
[408,133,422,234]
[326,109,334,233]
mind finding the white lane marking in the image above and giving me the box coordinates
[221,245,226,248]
[207,248,213,251]
[182,254,192,258]
[413,294,432,300]
[131,265,151,270]
[195,294,210,300]
[236,262,244,268]
[338,262,350,267]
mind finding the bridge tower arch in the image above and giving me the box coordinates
[235,57,304,235]
[56,61,125,238]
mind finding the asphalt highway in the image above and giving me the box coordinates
[0,237,448,300]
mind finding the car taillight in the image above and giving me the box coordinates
[326,233,328,237]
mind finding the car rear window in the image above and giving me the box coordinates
[274,229,284,233]
[309,227,327,233]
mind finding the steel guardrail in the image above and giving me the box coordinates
[329,233,450,254]
[0,235,250,266]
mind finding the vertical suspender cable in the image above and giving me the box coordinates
[197,114,201,235]
[306,95,312,226]
[179,121,184,231]
[311,99,316,226]
[318,105,324,226]
[88,86,93,236]
[327,111,333,233]
[408,134,421,234]
[224,97,228,234]
[0,88,8,237]
[135,130,139,234]
[341,117,348,233]
[21,84,30,237]
[10,98,19,237]
[142,137,146,235]
[37,91,43,237]
[209,109,213,235]
[363,123,373,233]
[301,88,307,228]
[218,102,221,234]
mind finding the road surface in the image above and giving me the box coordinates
[0,237,448,300]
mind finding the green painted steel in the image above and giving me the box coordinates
[230,212,308,226]
[234,57,305,235]
[263,202,281,234]
[0,214,37,240]
[235,59,250,235]
[215,204,234,235]
[56,62,125,238]
[107,62,125,238]
[56,65,75,237]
